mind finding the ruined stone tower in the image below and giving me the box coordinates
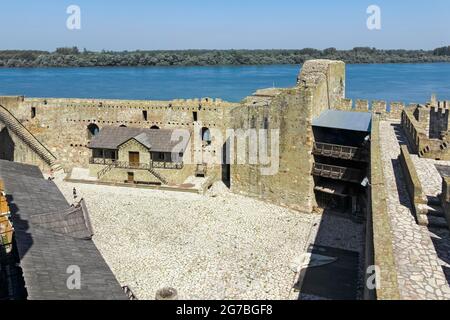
[230,59,346,212]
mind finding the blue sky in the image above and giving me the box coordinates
[0,0,449,51]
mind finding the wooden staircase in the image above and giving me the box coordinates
[96,161,169,185]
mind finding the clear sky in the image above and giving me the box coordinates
[0,0,449,51]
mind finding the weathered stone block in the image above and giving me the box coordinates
[372,100,387,114]
[355,99,369,112]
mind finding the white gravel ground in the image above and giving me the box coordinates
[56,180,316,300]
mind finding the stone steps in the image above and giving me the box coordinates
[419,203,448,228]
[148,168,168,185]
[0,104,63,172]
[425,204,445,217]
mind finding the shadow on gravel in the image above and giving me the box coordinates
[294,209,362,300]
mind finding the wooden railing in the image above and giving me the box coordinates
[152,161,184,170]
[90,158,183,170]
[313,142,368,162]
[115,161,152,170]
[312,163,363,184]
[0,104,62,171]
[89,158,117,165]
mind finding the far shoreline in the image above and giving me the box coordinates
[2,47,450,68]
[2,61,450,70]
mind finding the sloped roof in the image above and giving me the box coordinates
[134,132,153,149]
[88,126,190,153]
[312,110,372,132]
[0,160,127,300]
[29,199,94,240]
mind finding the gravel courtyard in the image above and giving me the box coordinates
[55,181,316,300]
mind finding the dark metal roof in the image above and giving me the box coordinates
[312,110,372,132]
[0,160,127,300]
[88,126,190,153]
[435,164,450,178]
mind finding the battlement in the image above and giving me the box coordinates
[430,102,450,114]
[23,96,239,110]
[335,94,450,122]
[335,97,418,120]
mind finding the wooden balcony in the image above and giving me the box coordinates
[90,158,183,170]
[312,163,364,184]
[313,142,368,162]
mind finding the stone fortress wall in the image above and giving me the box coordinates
[0,60,346,214]
[230,60,345,213]
[0,95,238,178]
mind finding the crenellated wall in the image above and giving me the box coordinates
[429,105,449,139]
[335,97,419,120]
[401,104,450,160]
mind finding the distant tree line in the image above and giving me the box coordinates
[0,46,450,67]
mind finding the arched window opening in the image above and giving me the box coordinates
[201,127,211,146]
[87,123,99,139]
[150,125,160,130]
[119,124,127,128]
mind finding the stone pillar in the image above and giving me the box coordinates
[297,59,346,111]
